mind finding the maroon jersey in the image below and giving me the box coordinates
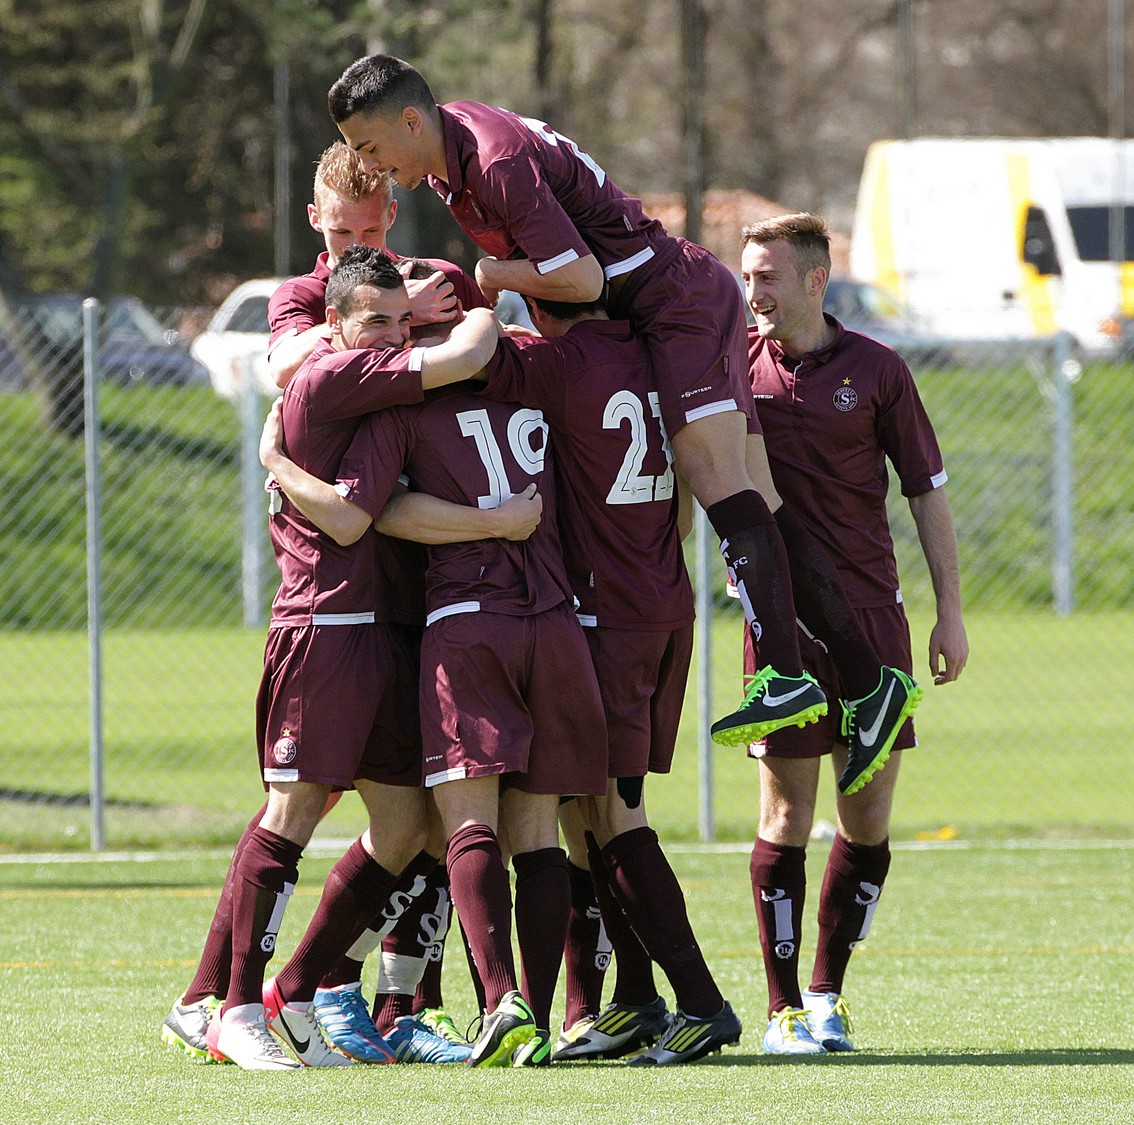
[433,103,666,281]
[268,250,486,353]
[748,318,947,607]
[267,338,424,625]
[337,386,572,623]
[481,320,693,631]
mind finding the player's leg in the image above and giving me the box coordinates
[216,780,330,1070]
[751,756,827,1056]
[555,798,611,1054]
[504,787,568,1067]
[802,749,900,1052]
[433,775,536,1067]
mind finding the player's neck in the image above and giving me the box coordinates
[779,314,834,360]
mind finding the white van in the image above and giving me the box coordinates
[850,138,1134,353]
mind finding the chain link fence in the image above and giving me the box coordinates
[1,299,1131,850]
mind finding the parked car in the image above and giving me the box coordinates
[0,294,209,390]
[190,278,282,398]
[823,277,955,365]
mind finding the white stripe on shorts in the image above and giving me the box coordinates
[264,768,300,782]
[425,766,468,788]
[603,246,656,279]
[311,612,376,625]
[425,601,481,627]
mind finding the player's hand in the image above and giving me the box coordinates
[404,269,459,325]
[259,396,286,471]
[928,614,968,684]
[474,257,502,306]
[494,484,542,540]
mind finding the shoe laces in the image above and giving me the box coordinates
[830,995,853,1035]
[333,989,372,1027]
[246,1018,292,1060]
[771,1007,814,1040]
[742,665,776,703]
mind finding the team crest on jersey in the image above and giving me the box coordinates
[273,729,298,765]
[833,378,858,412]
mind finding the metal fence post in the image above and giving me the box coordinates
[695,502,715,842]
[82,299,105,851]
[241,360,265,628]
[1051,333,1076,615]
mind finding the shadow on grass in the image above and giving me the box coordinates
[0,788,160,809]
[719,1049,1134,1067]
[102,421,236,467]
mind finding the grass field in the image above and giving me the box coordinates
[3,606,1133,850]
[2,841,1132,1124]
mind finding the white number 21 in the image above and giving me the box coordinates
[603,390,674,506]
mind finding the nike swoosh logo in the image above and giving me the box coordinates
[856,682,897,748]
[278,1012,310,1055]
[763,683,815,708]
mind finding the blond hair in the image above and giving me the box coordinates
[741,212,831,275]
[313,142,393,213]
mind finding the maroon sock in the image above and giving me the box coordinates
[586,832,657,1006]
[321,850,438,991]
[512,847,570,1030]
[446,823,516,1012]
[602,827,723,1018]
[367,852,448,1031]
[707,490,802,676]
[562,860,610,1027]
[225,826,303,1011]
[458,912,487,1014]
[412,863,453,1011]
[183,804,265,1005]
[749,837,807,1018]
[274,838,397,1005]
[811,834,891,995]
[773,503,880,699]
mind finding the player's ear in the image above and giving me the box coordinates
[307,203,322,233]
[386,198,398,230]
[403,106,424,136]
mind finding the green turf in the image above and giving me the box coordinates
[3,605,1131,851]
[1,842,1131,1123]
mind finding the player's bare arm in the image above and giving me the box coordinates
[269,323,335,388]
[474,254,604,307]
[908,486,968,684]
[377,483,543,544]
[418,306,500,388]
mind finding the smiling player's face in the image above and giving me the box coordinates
[331,284,412,351]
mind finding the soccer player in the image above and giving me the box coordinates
[268,139,485,386]
[160,151,495,1065]
[324,55,921,759]
[203,248,498,1070]
[478,295,742,1066]
[737,214,967,1054]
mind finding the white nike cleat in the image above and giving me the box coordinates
[711,666,827,746]
[838,667,923,794]
[211,1005,301,1070]
[263,978,353,1067]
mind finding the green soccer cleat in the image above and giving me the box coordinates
[711,667,827,747]
[839,667,924,795]
[417,1006,468,1046]
[512,1027,551,1067]
[161,994,223,1062]
[466,991,537,1068]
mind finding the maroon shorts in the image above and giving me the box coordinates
[743,602,917,759]
[585,624,693,777]
[357,622,424,787]
[419,603,608,796]
[257,621,391,789]
[614,238,759,439]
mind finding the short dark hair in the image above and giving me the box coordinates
[741,212,832,275]
[329,55,436,123]
[326,245,404,317]
[526,295,607,322]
